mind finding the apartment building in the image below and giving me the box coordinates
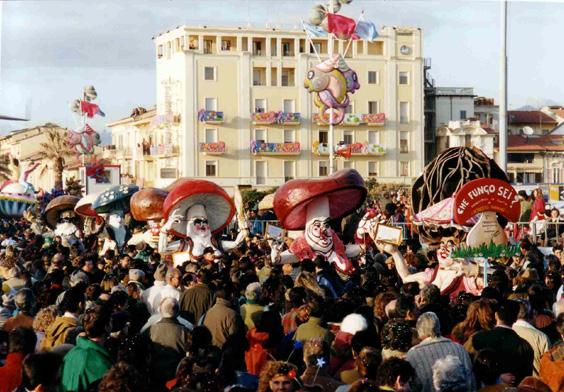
[115,25,424,191]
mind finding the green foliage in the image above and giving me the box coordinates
[452,241,520,259]
[241,187,277,211]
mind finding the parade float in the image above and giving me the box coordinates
[384,146,521,298]
[130,187,168,249]
[43,195,81,247]
[75,192,105,236]
[271,169,367,275]
[0,157,39,218]
[158,179,248,264]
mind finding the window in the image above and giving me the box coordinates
[400,102,409,124]
[399,71,409,85]
[254,99,266,113]
[282,42,291,56]
[255,129,266,142]
[460,110,467,120]
[368,71,379,84]
[256,161,266,185]
[343,161,353,169]
[284,161,295,181]
[345,102,354,114]
[319,161,329,177]
[400,161,409,177]
[368,162,378,177]
[253,68,266,86]
[343,131,353,144]
[552,166,561,183]
[204,40,213,54]
[160,168,177,179]
[310,42,321,54]
[204,66,215,81]
[281,68,295,86]
[368,131,378,145]
[253,40,262,56]
[319,130,328,144]
[221,39,231,51]
[400,131,409,153]
[284,130,295,143]
[205,98,217,111]
[205,161,217,177]
[368,101,379,114]
[205,129,217,143]
[283,99,295,113]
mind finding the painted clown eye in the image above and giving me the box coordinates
[307,70,314,80]
[352,72,358,81]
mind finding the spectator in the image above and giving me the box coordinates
[0,327,37,392]
[406,312,474,392]
[281,287,308,336]
[98,361,147,392]
[381,319,413,360]
[142,263,168,315]
[43,286,84,348]
[60,306,113,392]
[2,288,34,332]
[301,339,343,390]
[16,352,62,392]
[241,282,265,330]
[374,357,416,392]
[179,268,215,324]
[432,355,471,392]
[294,297,332,344]
[203,284,245,348]
[539,313,564,392]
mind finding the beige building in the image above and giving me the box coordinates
[110,25,425,191]
[0,124,81,191]
[437,120,496,159]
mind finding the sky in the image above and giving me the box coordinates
[1,0,564,136]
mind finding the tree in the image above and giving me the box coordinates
[36,123,74,190]
[0,155,13,182]
[65,176,83,197]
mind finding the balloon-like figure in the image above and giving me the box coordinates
[304,55,359,125]
[0,156,38,217]
[44,195,81,248]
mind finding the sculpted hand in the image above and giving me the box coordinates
[375,240,398,255]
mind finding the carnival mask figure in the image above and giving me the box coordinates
[44,195,81,248]
[306,217,333,255]
[437,238,456,268]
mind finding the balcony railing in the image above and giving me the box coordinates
[198,110,224,124]
[200,141,226,155]
[251,111,301,125]
[250,140,301,155]
[312,141,385,156]
[313,112,386,126]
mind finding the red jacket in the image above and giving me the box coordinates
[0,352,25,392]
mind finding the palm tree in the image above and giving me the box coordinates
[36,123,74,190]
[0,155,12,182]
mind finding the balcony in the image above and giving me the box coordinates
[312,141,385,156]
[200,141,226,155]
[313,113,386,126]
[136,144,180,158]
[198,110,224,124]
[116,147,132,158]
[251,111,301,125]
[250,140,301,155]
[151,113,181,127]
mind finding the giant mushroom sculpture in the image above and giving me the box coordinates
[272,169,367,275]
[92,184,139,248]
[159,179,242,261]
[44,195,81,247]
[130,187,168,248]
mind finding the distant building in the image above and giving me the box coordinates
[474,97,498,130]
[507,110,557,136]
[541,106,564,124]
[424,86,475,164]
[437,120,496,159]
[507,134,564,184]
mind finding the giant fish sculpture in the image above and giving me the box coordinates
[304,54,359,125]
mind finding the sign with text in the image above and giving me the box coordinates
[453,178,520,225]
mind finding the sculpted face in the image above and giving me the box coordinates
[437,239,456,268]
[305,217,333,254]
[187,216,211,241]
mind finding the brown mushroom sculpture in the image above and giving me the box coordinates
[44,195,81,248]
[159,179,244,262]
[272,169,367,275]
[130,187,168,248]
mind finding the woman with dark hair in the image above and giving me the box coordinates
[98,361,148,392]
[451,299,496,345]
[545,208,563,244]
[473,349,511,392]
[374,357,415,392]
[381,320,414,360]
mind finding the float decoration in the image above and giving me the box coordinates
[44,195,81,248]
[68,85,103,157]
[272,169,366,275]
[130,187,168,248]
[159,179,247,262]
[0,157,39,218]
[75,193,105,236]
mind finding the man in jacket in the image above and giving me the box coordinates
[469,299,534,385]
[61,306,113,392]
[294,297,332,344]
[179,269,215,324]
[144,297,191,386]
[0,327,36,392]
[43,286,84,348]
[203,284,245,348]
[512,299,550,376]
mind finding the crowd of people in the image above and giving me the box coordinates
[0,188,563,392]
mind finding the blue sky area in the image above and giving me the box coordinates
[1,0,563,135]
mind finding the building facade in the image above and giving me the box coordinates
[474,97,498,130]
[122,25,425,191]
[507,110,557,136]
[436,120,495,159]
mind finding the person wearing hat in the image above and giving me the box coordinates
[2,288,34,332]
[142,264,168,315]
[240,282,264,331]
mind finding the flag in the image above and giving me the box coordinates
[355,20,378,41]
[336,145,352,159]
[303,22,328,38]
[80,101,105,118]
[327,13,357,40]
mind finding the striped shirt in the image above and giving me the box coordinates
[406,336,475,392]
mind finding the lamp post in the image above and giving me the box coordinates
[328,0,335,174]
[499,0,508,172]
